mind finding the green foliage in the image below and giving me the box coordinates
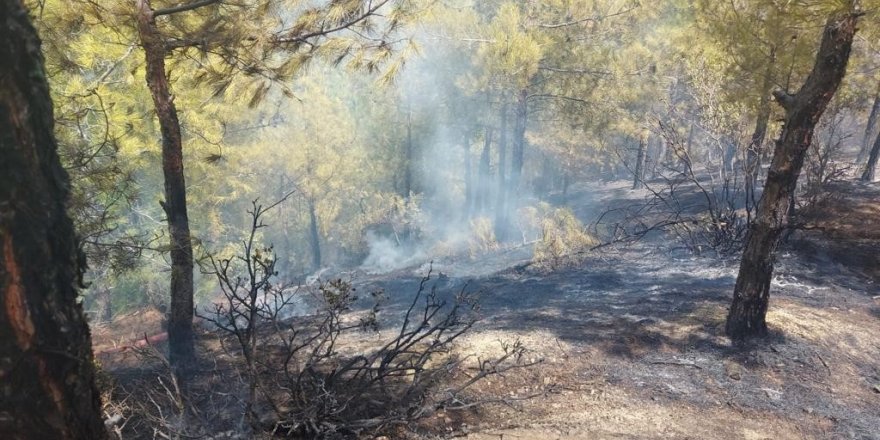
[30,0,878,315]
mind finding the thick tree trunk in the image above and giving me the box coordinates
[0,1,107,437]
[856,84,880,165]
[861,129,880,182]
[136,0,195,372]
[632,137,646,190]
[308,198,322,270]
[726,11,859,340]
[495,102,509,240]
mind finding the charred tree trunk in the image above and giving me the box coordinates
[495,102,509,241]
[632,137,646,190]
[0,1,107,437]
[856,83,880,166]
[136,0,195,372]
[861,129,880,182]
[726,11,859,340]
[307,198,322,270]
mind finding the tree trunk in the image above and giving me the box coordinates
[726,11,859,340]
[562,172,570,204]
[856,83,880,166]
[403,108,413,198]
[99,287,113,323]
[463,131,473,218]
[477,126,492,214]
[685,121,695,159]
[308,198,322,270]
[510,88,528,194]
[861,129,880,182]
[0,1,108,437]
[495,102,509,240]
[745,58,776,215]
[136,0,195,372]
[632,137,646,190]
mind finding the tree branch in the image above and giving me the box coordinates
[537,6,638,29]
[772,88,794,110]
[153,0,221,17]
[272,0,393,46]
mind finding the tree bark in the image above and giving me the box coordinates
[463,131,473,218]
[856,83,880,166]
[495,102,509,240]
[308,198,322,270]
[99,287,113,323]
[477,126,492,213]
[510,88,528,194]
[403,108,413,198]
[0,1,107,437]
[136,0,195,372]
[861,129,880,182]
[632,137,646,190]
[726,11,859,340]
[745,57,776,215]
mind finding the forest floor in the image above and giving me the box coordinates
[92,178,880,439]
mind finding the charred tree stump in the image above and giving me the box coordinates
[726,11,860,340]
[0,1,108,437]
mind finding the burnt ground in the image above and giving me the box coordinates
[352,179,880,439]
[93,179,880,439]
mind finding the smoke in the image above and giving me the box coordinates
[360,231,426,274]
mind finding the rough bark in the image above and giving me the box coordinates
[136,0,195,372]
[861,129,880,182]
[726,11,859,340]
[0,1,108,437]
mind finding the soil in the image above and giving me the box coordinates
[93,179,880,439]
